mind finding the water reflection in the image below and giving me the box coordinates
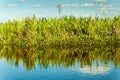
[72,66,112,75]
[0,44,120,71]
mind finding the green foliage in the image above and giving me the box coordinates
[0,15,120,47]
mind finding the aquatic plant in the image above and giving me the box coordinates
[0,15,120,47]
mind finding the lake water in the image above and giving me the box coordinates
[0,45,120,80]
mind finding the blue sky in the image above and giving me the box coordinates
[0,0,120,22]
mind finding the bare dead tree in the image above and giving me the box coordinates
[57,4,61,17]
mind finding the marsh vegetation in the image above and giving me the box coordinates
[0,15,120,48]
[0,15,120,71]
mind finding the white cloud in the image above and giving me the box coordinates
[93,0,106,2]
[81,14,91,17]
[61,4,71,7]
[33,4,42,8]
[99,4,120,11]
[114,8,120,11]
[71,13,91,17]
[100,7,107,11]
[61,4,79,7]
[8,4,18,7]
[45,10,50,14]
[73,13,80,17]
[100,7,120,11]
[9,9,15,12]
[61,3,95,8]
[100,5,120,11]
[71,4,79,7]
[81,3,95,7]
[100,11,108,15]
[73,66,111,75]
[99,4,113,7]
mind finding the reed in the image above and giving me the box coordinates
[0,15,120,47]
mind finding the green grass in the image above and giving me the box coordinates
[0,15,120,48]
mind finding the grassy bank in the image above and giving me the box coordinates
[0,15,120,47]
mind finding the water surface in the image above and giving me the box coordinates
[0,45,120,80]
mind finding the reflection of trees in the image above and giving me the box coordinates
[0,45,120,70]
